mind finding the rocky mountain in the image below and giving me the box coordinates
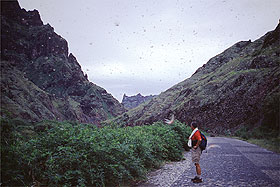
[114,23,280,134]
[0,1,125,124]
[121,93,156,110]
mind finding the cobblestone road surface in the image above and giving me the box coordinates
[138,137,280,187]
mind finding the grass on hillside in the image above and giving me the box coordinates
[247,138,280,153]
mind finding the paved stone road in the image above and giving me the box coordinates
[139,137,280,187]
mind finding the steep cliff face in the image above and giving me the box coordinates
[115,23,280,134]
[121,93,156,110]
[0,1,125,124]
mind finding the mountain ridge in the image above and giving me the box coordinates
[113,23,280,135]
[1,1,125,124]
[1,1,279,135]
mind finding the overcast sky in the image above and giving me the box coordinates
[18,0,280,102]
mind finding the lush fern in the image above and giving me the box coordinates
[1,118,191,186]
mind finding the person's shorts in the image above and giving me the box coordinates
[191,147,201,164]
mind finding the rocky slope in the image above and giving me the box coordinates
[0,1,125,124]
[121,93,156,110]
[114,23,280,134]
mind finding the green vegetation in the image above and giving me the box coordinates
[247,138,280,153]
[233,129,280,153]
[1,118,191,186]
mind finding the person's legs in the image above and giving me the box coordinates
[191,148,202,183]
[195,163,201,177]
[192,163,202,183]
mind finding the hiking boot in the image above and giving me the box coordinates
[191,176,199,181]
[191,176,202,183]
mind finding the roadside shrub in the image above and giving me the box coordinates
[1,119,191,186]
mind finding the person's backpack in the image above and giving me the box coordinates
[199,131,207,151]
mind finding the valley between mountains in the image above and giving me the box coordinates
[0,1,279,186]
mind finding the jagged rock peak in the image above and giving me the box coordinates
[122,93,156,110]
[1,1,43,26]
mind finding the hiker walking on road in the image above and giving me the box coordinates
[165,115,205,183]
[188,122,203,183]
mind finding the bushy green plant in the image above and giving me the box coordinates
[1,119,191,186]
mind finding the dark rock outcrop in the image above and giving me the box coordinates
[0,1,125,124]
[121,93,156,110]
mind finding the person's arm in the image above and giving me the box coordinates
[193,139,201,149]
[193,131,202,149]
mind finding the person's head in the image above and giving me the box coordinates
[190,121,198,130]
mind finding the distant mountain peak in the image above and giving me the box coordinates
[121,93,156,110]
